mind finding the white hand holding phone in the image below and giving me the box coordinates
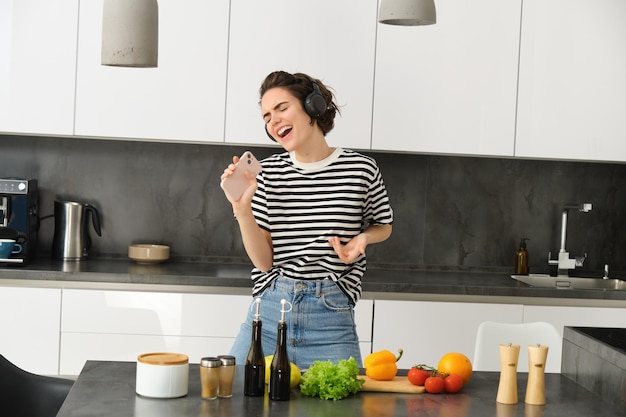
[220,151,262,201]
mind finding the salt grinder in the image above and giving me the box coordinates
[496,343,520,404]
[525,344,549,405]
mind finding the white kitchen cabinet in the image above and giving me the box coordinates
[74,0,229,143]
[224,0,378,150]
[372,300,524,370]
[0,286,62,375]
[523,305,626,336]
[523,305,626,373]
[59,289,373,374]
[372,0,521,157]
[0,0,78,136]
[355,299,374,361]
[60,333,237,375]
[60,289,251,374]
[516,0,626,162]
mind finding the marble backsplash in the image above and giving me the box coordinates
[2,135,625,276]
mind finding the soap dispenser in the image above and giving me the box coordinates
[514,238,529,275]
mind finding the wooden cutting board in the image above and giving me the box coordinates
[358,375,425,394]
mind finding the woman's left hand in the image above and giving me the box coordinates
[329,235,367,264]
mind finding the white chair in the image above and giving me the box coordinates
[473,321,563,373]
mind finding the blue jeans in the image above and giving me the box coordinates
[229,276,362,369]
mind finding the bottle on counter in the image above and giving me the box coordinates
[514,238,530,275]
[269,299,292,401]
[244,298,265,397]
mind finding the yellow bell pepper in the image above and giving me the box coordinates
[364,349,403,381]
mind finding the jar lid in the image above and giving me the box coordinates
[217,355,236,366]
[200,357,222,368]
[137,352,189,366]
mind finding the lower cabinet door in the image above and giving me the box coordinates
[372,300,524,370]
[59,333,236,375]
[0,286,62,375]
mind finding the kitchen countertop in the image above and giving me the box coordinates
[56,361,625,417]
[562,326,626,408]
[1,258,626,306]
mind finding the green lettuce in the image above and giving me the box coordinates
[299,357,364,400]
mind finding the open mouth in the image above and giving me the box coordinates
[278,126,292,138]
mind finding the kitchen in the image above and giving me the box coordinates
[1,0,626,415]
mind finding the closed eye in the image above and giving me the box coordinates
[263,102,289,124]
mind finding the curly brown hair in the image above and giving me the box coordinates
[259,71,340,136]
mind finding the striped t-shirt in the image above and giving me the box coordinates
[249,148,394,304]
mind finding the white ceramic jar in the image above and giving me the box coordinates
[136,352,189,398]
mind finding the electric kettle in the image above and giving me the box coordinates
[52,200,102,261]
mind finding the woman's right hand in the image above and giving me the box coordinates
[221,156,273,272]
[221,155,258,210]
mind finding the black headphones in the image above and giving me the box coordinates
[265,75,327,141]
[303,75,327,118]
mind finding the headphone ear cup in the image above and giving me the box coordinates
[304,78,327,118]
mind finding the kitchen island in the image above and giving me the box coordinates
[56,361,625,417]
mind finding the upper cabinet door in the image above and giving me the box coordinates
[372,0,521,157]
[225,0,378,150]
[516,0,626,162]
[74,0,229,143]
[0,0,78,136]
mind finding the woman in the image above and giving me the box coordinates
[221,71,393,368]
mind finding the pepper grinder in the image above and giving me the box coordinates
[525,344,549,405]
[496,343,520,404]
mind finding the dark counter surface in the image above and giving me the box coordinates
[1,258,626,303]
[56,361,625,417]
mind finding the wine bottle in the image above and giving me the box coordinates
[269,299,291,401]
[244,298,265,396]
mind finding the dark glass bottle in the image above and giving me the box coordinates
[269,299,291,401]
[514,237,530,275]
[244,299,265,396]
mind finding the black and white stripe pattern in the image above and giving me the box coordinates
[249,148,393,304]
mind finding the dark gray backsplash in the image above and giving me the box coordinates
[2,135,625,276]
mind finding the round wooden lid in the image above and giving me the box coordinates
[137,352,189,366]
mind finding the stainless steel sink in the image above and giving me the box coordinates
[511,274,626,291]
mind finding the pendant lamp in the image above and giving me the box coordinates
[378,0,437,26]
[101,0,159,67]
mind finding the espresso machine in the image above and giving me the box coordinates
[0,179,39,265]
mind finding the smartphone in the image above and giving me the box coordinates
[220,151,262,201]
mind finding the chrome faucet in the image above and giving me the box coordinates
[548,203,592,276]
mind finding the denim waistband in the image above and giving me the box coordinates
[271,276,338,296]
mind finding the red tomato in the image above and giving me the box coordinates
[424,376,445,394]
[444,374,464,393]
[407,367,430,386]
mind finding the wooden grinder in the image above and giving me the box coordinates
[525,344,549,405]
[496,343,520,404]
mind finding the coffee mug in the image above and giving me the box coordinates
[0,239,22,258]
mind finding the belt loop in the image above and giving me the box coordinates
[315,280,322,297]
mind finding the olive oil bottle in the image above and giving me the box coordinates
[269,299,291,401]
[244,298,265,396]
